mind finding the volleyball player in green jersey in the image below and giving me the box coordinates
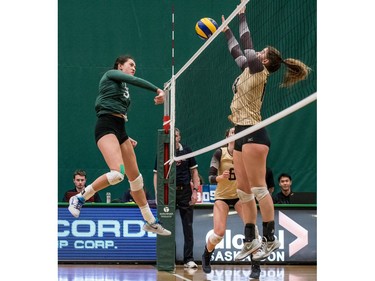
[201,128,261,278]
[222,1,310,261]
[68,55,171,236]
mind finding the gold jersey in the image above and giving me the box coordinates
[228,67,269,125]
[215,147,238,200]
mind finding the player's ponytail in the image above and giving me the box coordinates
[265,46,311,88]
[280,58,311,88]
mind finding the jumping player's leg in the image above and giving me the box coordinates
[242,143,273,220]
[202,200,228,273]
[121,138,147,205]
[121,139,171,236]
[233,150,261,260]
[68,134,124,217]
[208,200,228,251]
[235,200,262,278]
[242,143,280,260]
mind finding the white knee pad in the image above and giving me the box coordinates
[106,170,124,185]
[129,173,144,191]
[237,189,255,203]
[251,187,269,201]
[209,232,223,245]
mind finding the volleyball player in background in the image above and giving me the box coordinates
[201,127,261,278]
[68,55,171,236]
[221,0,311,261]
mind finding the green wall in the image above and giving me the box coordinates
[58,0,316,201]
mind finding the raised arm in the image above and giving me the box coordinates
[238,10,263,74]
[106,69,164,104]
[222,15,247,71]
[106,69,159,92]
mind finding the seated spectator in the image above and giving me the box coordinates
[273,173,293,204]
[62,169,102,202]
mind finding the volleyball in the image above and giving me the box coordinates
[195,17,218,40]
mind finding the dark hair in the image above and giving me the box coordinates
[73,169,86,179]
[265,46,283,73]
[278,173,291,182]
[113,55,134,69]
[222,127,234,147]
[265,46,311,88]
[225,127,234,138]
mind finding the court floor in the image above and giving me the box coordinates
[58,263,317,280]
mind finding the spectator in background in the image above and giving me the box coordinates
[62,169,102,202]
[266,167,275,196]
[273,173,293,204]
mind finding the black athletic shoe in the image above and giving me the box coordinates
[202,247,213,273]
[250,262,261,279]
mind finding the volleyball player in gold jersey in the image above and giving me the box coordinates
[222,1,311,261]
[201,128,261,278]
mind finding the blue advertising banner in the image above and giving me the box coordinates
[58,207,157,261]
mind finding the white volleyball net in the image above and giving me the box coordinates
[164,0,317,163]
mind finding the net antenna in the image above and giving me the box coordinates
[159,5,176,204]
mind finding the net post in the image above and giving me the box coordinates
[156,129,176,271]
[156,4,175,269]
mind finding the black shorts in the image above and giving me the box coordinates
[234,125,271,151]
[94,114,129,144]
[215,198,240,208]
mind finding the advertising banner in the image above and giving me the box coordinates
[58,207,157,261]
[175,208,317,263]
[58,206,316,263]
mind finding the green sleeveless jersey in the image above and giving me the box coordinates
[95,69,159,117]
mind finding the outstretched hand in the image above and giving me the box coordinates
[154,89,165,105]
[239,0,246,14]
[238,5,246,14]
[221,15,229,32]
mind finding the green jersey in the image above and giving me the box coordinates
[95,69,159,117]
